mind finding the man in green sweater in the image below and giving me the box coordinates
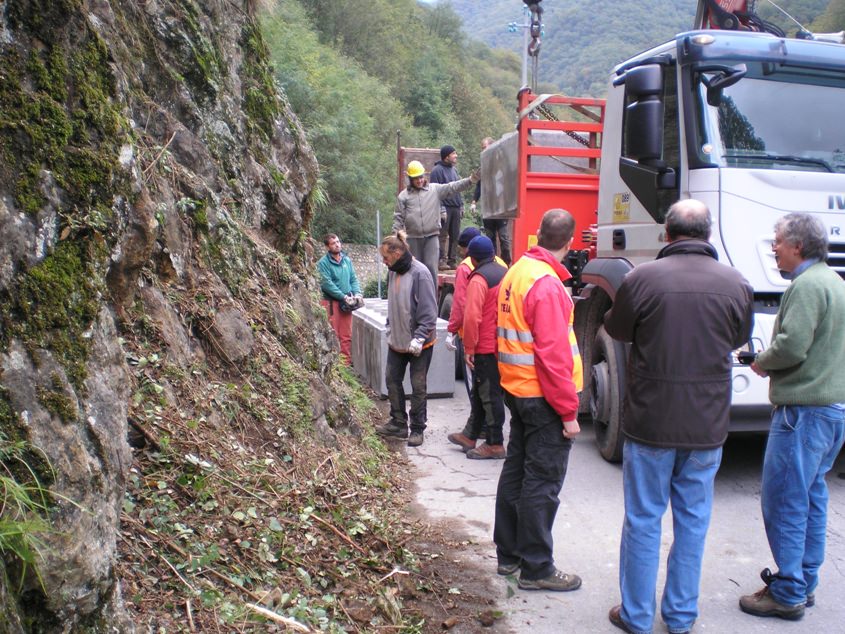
[739,213,845,621]
[317,233,362,364]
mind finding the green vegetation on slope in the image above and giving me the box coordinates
[260,0,519,243]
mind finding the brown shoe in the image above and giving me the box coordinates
[447,432,476,452]
[739,586,804,620]
[467,443,506,460]
[608,606,635,633]
[517,568,581,592]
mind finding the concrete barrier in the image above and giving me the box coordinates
[351,299,454,398]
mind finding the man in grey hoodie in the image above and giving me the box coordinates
[375,231,438,447]
[394,159,478,283]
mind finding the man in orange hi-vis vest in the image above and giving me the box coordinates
[494,208,583,592]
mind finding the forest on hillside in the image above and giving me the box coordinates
[448,0,845,96]
[261,0,845,245]
[260,0,523,244]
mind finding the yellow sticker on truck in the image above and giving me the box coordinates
[613,193,630,223]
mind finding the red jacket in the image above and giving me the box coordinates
[463,260,507,356]
[447,258,472,335]
[498,246,579,421]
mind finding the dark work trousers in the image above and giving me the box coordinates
[439,205,462,267]
[467,353,505,445]
[386,346,433,432]
[461,368,487,438]
[494,392,572,580]
[483,218,512,266]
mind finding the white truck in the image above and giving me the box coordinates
[574,6,845,460]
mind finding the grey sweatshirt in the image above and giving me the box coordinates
[393,177,474,238]
[386,258,438,351]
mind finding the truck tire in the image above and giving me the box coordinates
[455,335,471,398]
[438,292,464,380]
[590,326,625,463]
[575,289,611,415]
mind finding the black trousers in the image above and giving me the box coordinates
[386,346,433,432]
[466,353,505,445]
[483,218,511,266]
[439,205,462,266]
[494,393,572,580]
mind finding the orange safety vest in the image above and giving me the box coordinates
[497,257,583,397]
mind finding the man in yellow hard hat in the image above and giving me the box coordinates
[394,160,478,284]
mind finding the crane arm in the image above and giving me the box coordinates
[694,0,785,36]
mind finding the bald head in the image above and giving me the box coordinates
[537,208,576,251]
[665,199,711,242]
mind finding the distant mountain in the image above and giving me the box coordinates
[446,0,835,96]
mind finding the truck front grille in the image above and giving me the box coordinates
[828,242,845,280]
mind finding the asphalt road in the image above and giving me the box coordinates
[410,382,845,633]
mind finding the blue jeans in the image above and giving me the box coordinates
[619,440,722,634]
[761,404,845,606]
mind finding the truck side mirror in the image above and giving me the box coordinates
[699,63,747,106]
[621,65,665,165]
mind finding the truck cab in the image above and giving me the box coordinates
[579,29,845,460]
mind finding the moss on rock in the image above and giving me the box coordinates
[3,241,103,392]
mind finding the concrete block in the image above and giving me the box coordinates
[351,299,454,398]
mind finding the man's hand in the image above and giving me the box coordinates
[440,211,447,227]
[562,418,580,439]
[445,332,457,351]
[470,202,477,213]
[343,294,356,307]
[408,338,424,356]
[470,169,480,184]
[465,352,475,370]
[750,361,768,377]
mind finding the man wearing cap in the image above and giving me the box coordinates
[461,235,508,459]
[430,144,464,270]
[446,226,483,351]
[447,227,507,453]
[394,160,478,284]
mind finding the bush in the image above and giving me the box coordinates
[363,275,388,299]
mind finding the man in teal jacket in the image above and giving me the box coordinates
[740,213,845,621]
[317,233,362,363]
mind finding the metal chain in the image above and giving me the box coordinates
[536,103,590,148]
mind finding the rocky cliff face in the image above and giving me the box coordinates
[0,1,347,630]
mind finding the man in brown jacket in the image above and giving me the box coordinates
[603,199,754,634]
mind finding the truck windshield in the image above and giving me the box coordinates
[694,64,845,173]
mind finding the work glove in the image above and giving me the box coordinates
[343,293,356,307]
[354,294,365,309]
[408,337,424,356]
[470,202,477,214]
[445,332,457,351]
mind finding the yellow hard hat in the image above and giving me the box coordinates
[406,160,425,178]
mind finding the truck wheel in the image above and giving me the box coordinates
[455,335,471,398]
[438,292,453,321]
[575,289,611,415]
[438,293,463,380]
[590,326,625,463]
